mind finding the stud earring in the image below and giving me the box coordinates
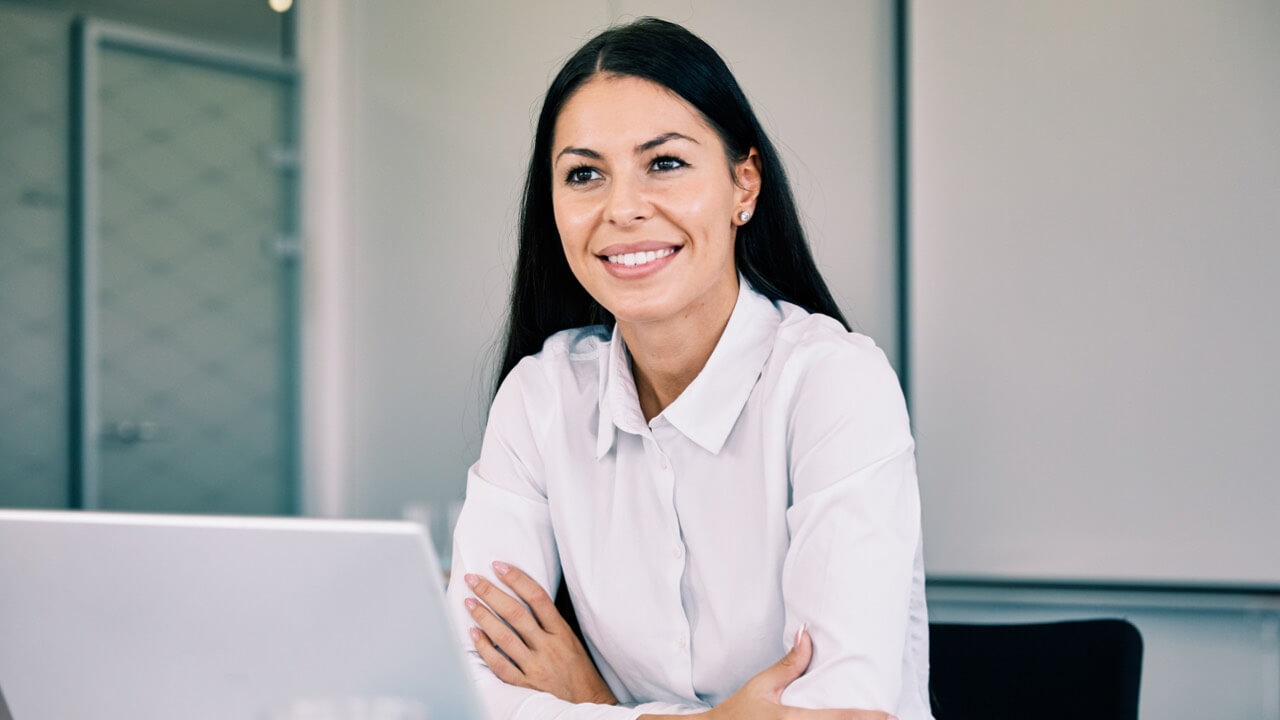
[738,210,751,223]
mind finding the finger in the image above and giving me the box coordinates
[492,562,566,634]
[762,624,813,698]
[465,573,544,647]
[465,595,532,665]
[791,710,892,720]
[470,626,525,686]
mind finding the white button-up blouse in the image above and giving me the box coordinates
[445,279,933,720]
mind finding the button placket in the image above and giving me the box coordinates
[645,424,694,691]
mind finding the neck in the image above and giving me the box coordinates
[619,273,739,423]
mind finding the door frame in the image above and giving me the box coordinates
[69,18,301,512]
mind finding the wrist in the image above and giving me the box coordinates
[588,687,619,706]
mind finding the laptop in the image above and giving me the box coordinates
[0,509,483,720]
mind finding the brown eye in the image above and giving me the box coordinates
[566,166,602,185]
[651,156,687,172]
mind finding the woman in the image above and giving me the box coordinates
[444,18,932,720]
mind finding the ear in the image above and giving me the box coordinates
[733,148,762,223]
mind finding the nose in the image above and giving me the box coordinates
[604,174,652,227]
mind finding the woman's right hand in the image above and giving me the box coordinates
[641,627,893,720]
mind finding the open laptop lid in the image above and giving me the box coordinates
[0,509,483,720]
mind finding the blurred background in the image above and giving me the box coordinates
[0,0,1277,717]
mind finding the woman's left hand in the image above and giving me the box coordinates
[464,561,618,706]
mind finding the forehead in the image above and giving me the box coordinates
[553,74,716,150]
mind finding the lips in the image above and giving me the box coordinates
[595,241,682,257]
[597,243,681,279]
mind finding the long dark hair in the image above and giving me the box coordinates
[494,17,850,393]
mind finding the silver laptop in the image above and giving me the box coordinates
[0,509,483,720]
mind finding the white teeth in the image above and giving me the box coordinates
[605,247,676,267]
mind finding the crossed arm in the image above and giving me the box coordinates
[458,561,893,720]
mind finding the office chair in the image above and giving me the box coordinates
[929,619,1143,720]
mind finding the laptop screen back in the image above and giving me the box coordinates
[0,510,482,720]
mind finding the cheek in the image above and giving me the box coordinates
[552,197,601,287]
[553,195,592,246]
[666,184,734,245]
[667,168,733,217]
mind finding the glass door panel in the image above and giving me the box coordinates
[77,24,298,514]
[0,4,71,507]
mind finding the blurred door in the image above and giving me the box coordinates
[0,4,72,508]
[75,23,299,514]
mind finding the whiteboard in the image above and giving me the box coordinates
[910,0,1280,587]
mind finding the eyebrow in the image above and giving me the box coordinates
[554,132,698,165]
[637,132,697,152]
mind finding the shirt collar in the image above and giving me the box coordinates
[595,323,647,459]
[595,277,780,458]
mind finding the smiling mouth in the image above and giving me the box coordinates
[601,247,680,267]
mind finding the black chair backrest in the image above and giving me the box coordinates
[929,619,1143,720]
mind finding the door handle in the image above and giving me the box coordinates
[102,420,162,445]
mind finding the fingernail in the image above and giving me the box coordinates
[492,561,510,576]
[794,623,807,647]
[469,627,481,641]
[464,573,480,588]
[464,598,477,611]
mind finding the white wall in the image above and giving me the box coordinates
[911,0,1280,585]
[300,0,608,521]
[299,0,898,522]
[910,1,1280,717]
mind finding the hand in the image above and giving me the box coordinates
[464,561,618,706]
[640,627,893,720]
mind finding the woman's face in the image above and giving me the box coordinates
[551,74,759,327]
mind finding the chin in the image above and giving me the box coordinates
[596,286,685,326]
[604,300,678,326]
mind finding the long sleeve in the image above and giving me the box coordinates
[775,338,927,715]
[445,359,707,720]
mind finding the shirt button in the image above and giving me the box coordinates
[659,456,670,471]
[676,635,688,650]
[672,544,683,559]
